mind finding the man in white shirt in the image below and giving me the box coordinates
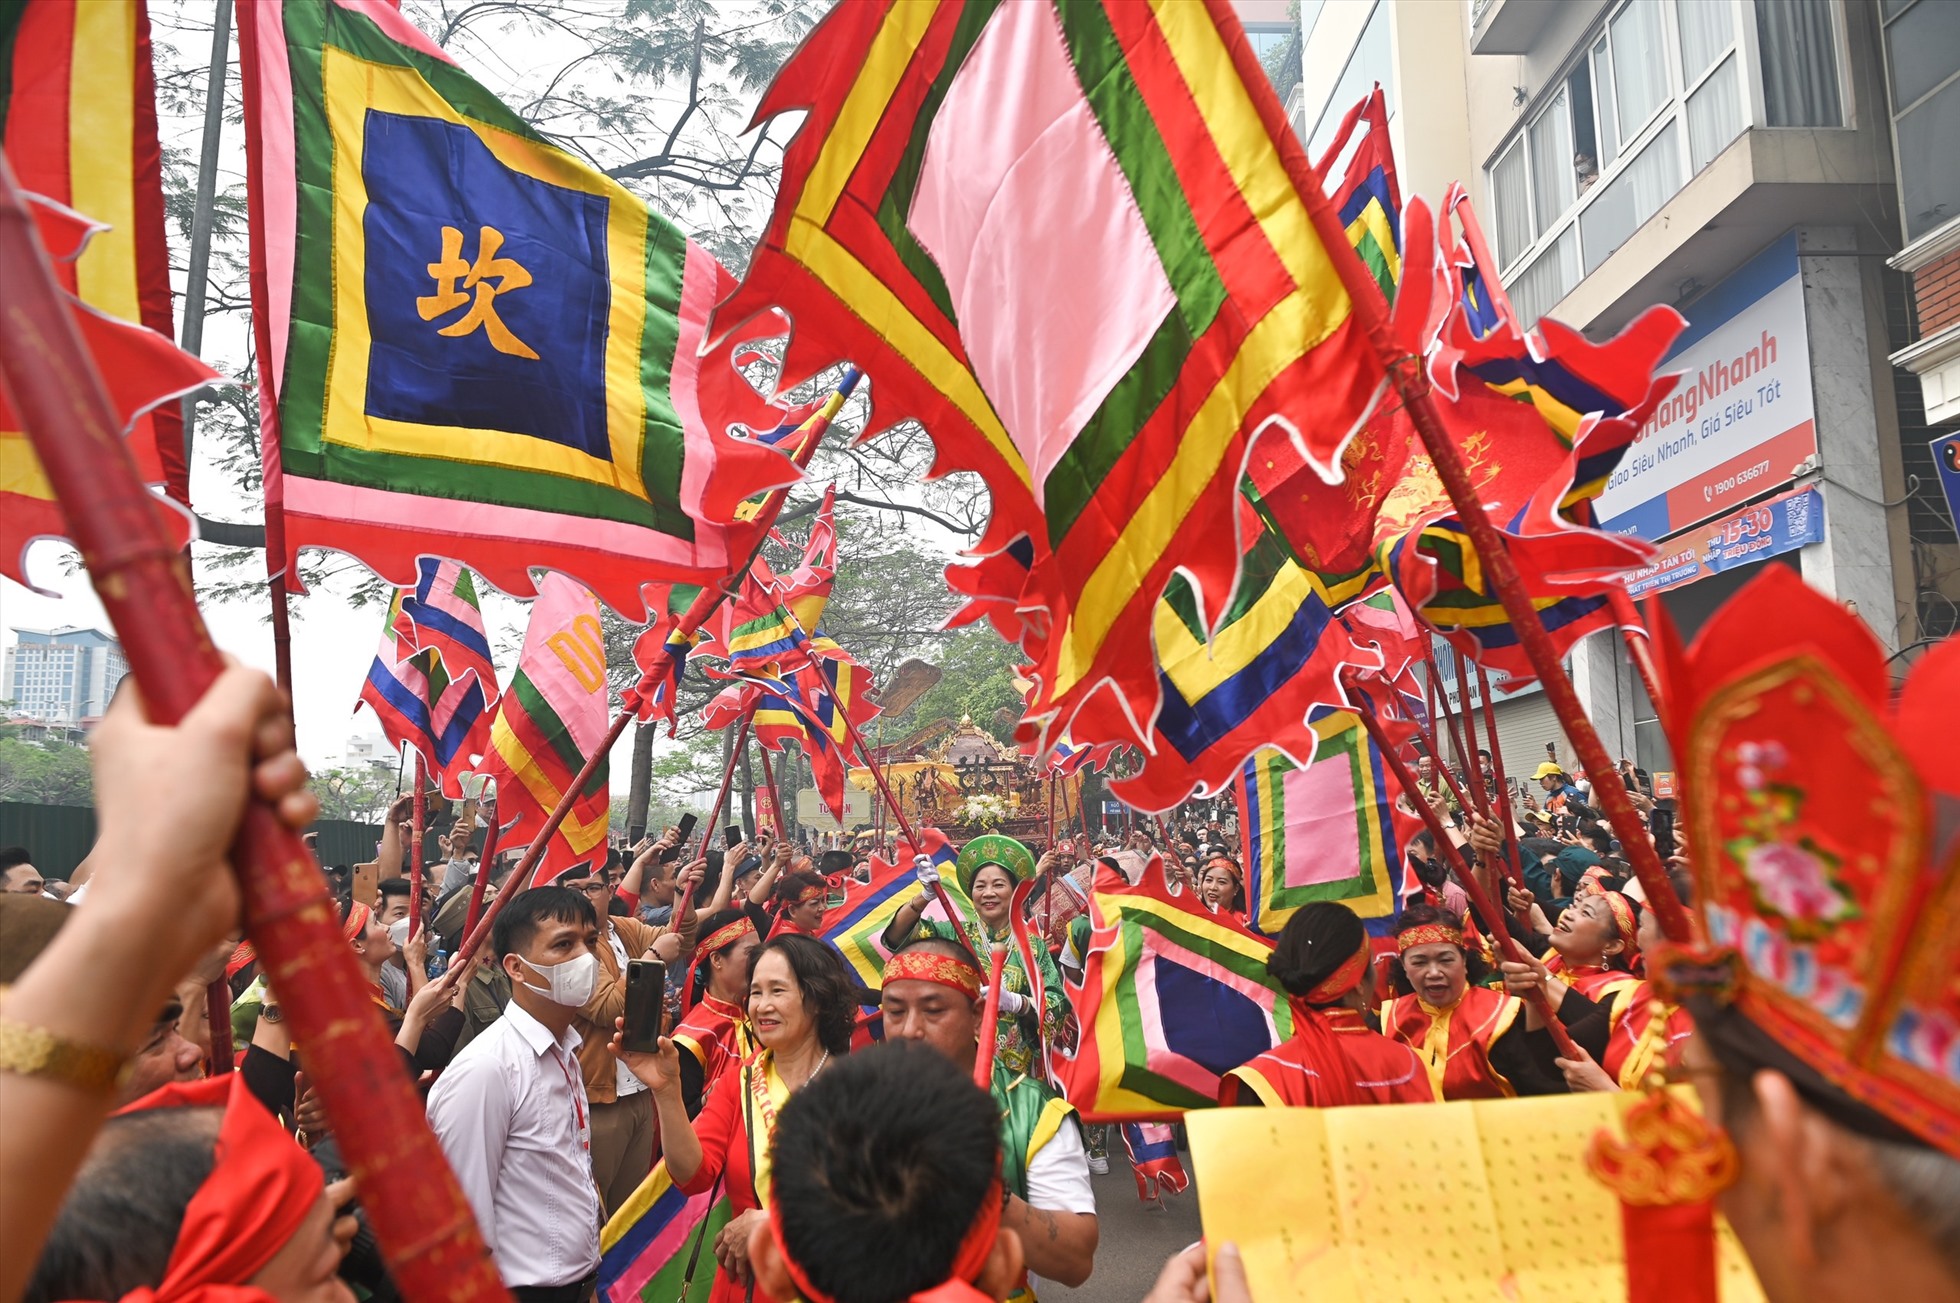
[427,885,606,1302]
[879,937,1099,1292]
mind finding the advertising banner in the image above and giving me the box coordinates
[1624,485,1825,597]
[796,785,870,834]
[1597,233,1816,543]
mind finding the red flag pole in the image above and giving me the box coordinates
[449,375,854,965]
[461,786,500,940]
[972,946,1009,1087]
[756,740,785,838]
[0,155,508,1303]
[827,690,968,934]
[1473,663,1530,891]
[204,976,234,1076]
[1345,684,1580,1059]
[409,755,427,940]
[1607,586,1665,711]
[1276,130,1694,944]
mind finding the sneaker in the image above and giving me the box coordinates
[1087,1152,1110,1175]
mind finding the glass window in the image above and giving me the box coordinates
[1529,90,1576,233]
[1579,126,1682,273]
[1306,3,1392,157]
[1883,0,1960,110]
[1687,54,1744,172]
[1510,227,1579,326]
[1677,0,1735,83]
[1568,62,1601,187]
[1896,77,1960,238]
[1489,139,1533,268]
[1609,0,1669,140]
[1756,0,1842,126]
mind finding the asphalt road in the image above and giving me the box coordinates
[1044,1149,1204,1303]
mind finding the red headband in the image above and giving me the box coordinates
[1582,885,1641,953]
[1204,856,1242,882]
[701,916,757,956]
[884,950,984,1001]
[770,1175,1003,1303]
[1397,923,1465,954]
[341,902,372,944]
[1303,939,1371,1004]
[106,1073,324,1303]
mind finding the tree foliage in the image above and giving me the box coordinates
[0,739,95,807]
[310,764,405,824]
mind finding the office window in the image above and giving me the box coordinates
[1608,0,1669,141]
[1306,2,1393,158]
[1756,0,1843,127]
[1882,0,1960,239]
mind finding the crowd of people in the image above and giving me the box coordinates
[2,662,1956,1303]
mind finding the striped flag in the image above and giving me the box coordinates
[1055,860,1294,1121]
[1120,1122,1190,1202]
[598,1161,729,1303]
[237,0,799,616]
[1317,85,1401,301]
[712,0,1387,757]
[1,0,209,589]
[705,646,879,823]
[484,575,611,885]
[395,560,498,708]
[823,829,965,988]
[356,586,495,796]
[1233,711,1418,939]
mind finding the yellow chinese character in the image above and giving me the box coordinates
[416,224,539,360]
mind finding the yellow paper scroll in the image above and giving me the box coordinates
[1188,1091,1765,1303]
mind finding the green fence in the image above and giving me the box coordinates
[0,803,385,880]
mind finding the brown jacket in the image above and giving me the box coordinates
[575,909,697,1100]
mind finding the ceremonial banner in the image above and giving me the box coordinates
[485,574,610,884]
[0,0,205,587]
[824,829,964,988]
[396,558,499,700]
[237,0,795,614]
[1317,84,1400,301]
[356,580,495,797]
[715,0,1385,751]
[1057,860,1293,1121]
[598,1160,731,1303]
[1234,710,1415,938]
[1188,1094,1765,1303]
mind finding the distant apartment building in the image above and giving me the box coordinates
[1293,0,1956,776]
[2,627,129,724]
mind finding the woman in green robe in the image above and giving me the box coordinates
[880,833,1067,1076]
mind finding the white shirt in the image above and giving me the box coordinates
[426,1000,603,1287]
[604,930,647,1097]
[1025,1116,1096,1298]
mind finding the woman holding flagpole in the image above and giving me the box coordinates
[880,834,1067,1077]
[613,933,856,1303]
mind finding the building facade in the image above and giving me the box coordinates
[1294,0,1955,777]
[2,627,129,724]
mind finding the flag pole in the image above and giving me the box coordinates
[409,755,427,940]
[1473,662,1530,892]
[1607,587,1665,711]
[449,374,855,965]
[702,714,754,861]
[827,691,968,936]
[756,739,785,838]
[1343,681,1580,1058]
[0,154,509,1303]
[461,784,500,940]
[1277,145,1694,943]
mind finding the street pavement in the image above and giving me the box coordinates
[1044,1156,1203,1303]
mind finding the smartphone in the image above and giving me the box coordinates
[674,812,698,847]
[725,824,744,849]
[622,959,667,1055]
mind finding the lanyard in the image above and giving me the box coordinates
[548,1045,589,1151]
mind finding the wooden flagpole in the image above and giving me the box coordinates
[408,755,427,940]
[0,155,508,1303]
[756,740,785,838]
[461,784,499,940]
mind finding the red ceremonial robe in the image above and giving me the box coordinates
[1222,1007,1431,1106]
[1385,986,1526,1101]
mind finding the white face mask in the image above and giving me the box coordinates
[517,950,598,1008]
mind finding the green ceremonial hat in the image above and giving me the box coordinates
[956,833,1036,896]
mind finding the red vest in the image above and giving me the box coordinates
[1386,986,1525,1101]
[1604,984,1694,1089]
[672,992,747,1093]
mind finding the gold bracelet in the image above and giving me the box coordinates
[0,1018,129,1094]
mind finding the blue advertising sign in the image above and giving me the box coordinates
[1625,486,1826,597]
[1934,431,1960,536]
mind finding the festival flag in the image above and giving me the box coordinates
[1316,85,1401,301]
[823,829,965,988]
[707,647,880,823]
[1233,710,1418,939]
[598,1160,730,1303]
[1055,860,1294,1121]
[395,559,499,706]
[713,0,1387,753]
[1120,1122,1191,1202]
[484,574,610,885]
[236,0,797,615]
[0,0,207,588]
[356,587,495,797]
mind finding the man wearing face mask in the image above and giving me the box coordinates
[426,886,605,1302]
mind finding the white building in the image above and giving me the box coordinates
[1293,0,1954,775]
[2,627,129,724]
